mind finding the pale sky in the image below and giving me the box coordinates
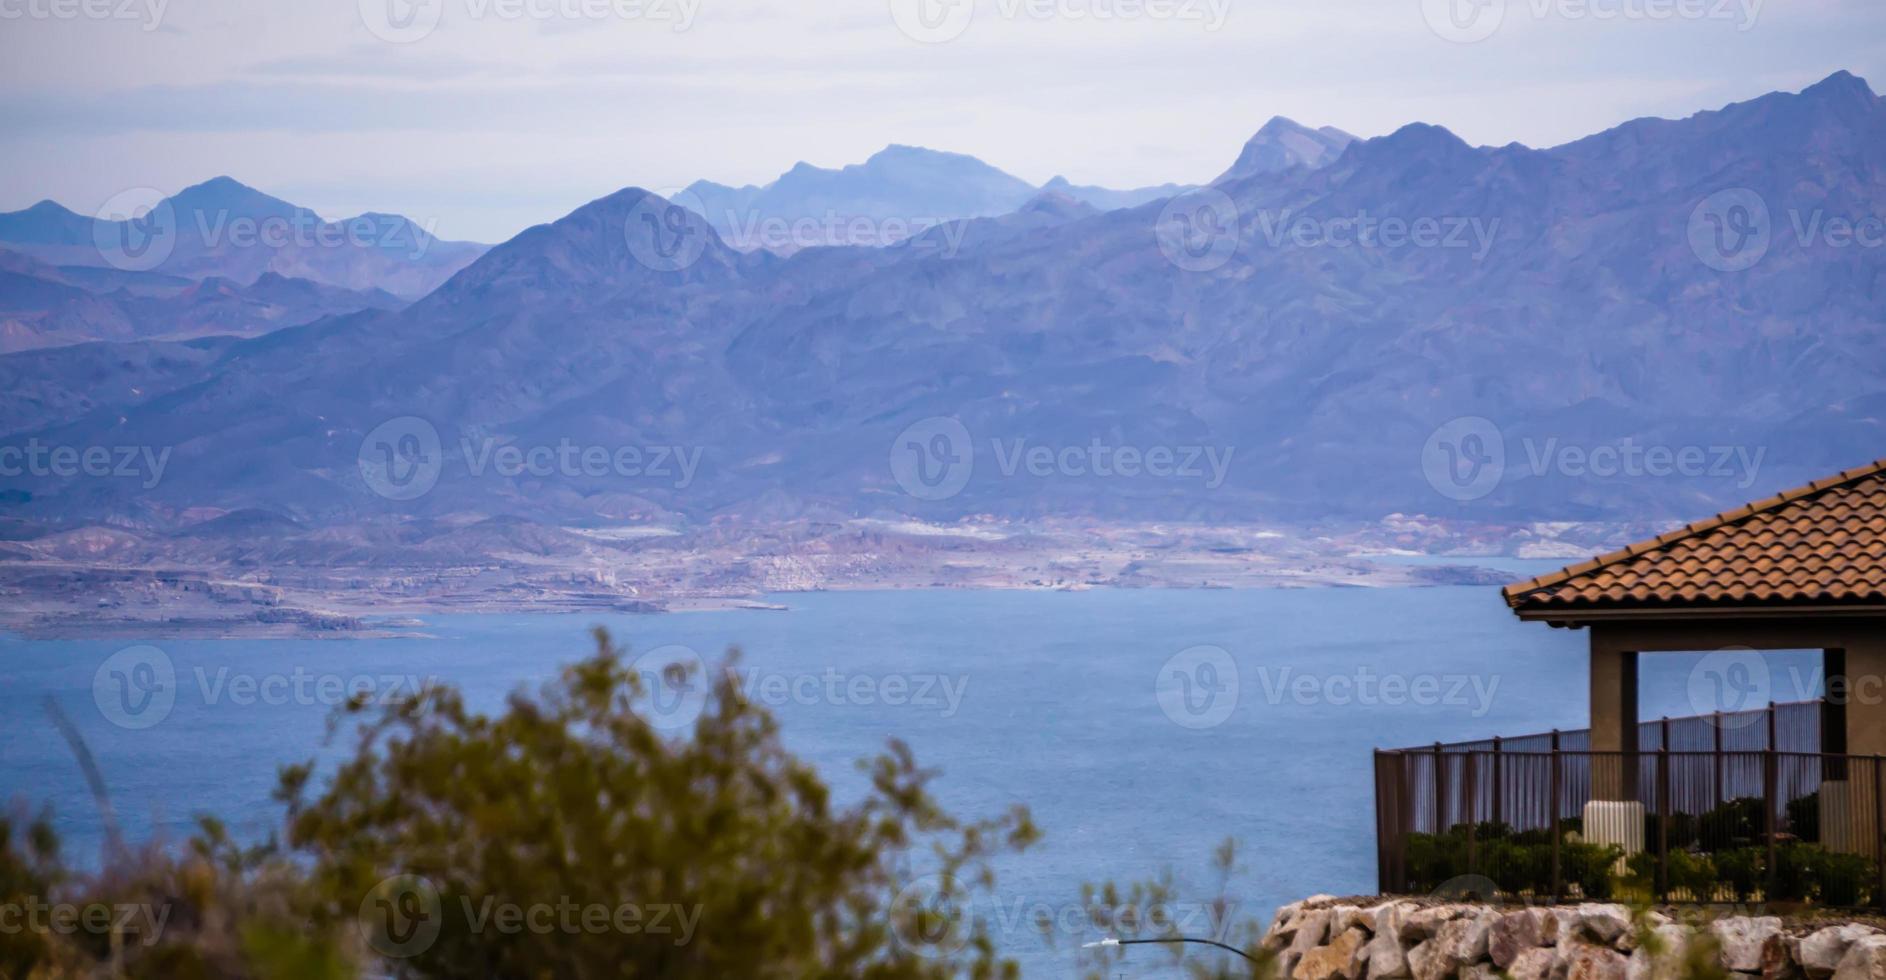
[1,0,1880,242]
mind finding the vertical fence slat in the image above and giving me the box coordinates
[1550,732,1562,902]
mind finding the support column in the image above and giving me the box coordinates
[1587,631,1642,869]
[1590,635,1639,799]
[1847,641,1886,757]
[1842,640,1886,860]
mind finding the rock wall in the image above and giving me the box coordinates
[1261,898,1886,980]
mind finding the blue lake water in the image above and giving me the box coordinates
[0,582,1820,976]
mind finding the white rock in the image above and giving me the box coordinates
[1711,917,1783,973]
[1434,912,1495,965]
[1510,946,1565,980]
[1491,909,1557,967]
[1803,926,1883,979]
[1567,944,1629,980]
[1405,906,1460,942]
[1331,905,1369,936]
[1365,927,1411,980]
[1296,927,1370,980]
[1408,939,1454,980]
[1574,904,1632,947]
[1832,935,1886,980]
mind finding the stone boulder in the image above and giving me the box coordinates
[1492,909,1560,967]
[1511,946,1566,980]
[1832,936,1886,980]
[1408,940,1453,980]
[1434,912,1496,965]
[1404,906,1461,943]
[1297,927,1370,980]
[1567,944,1630,980]
[1803,926,1883,979]
[1365,917,1411,980]
[1765,934,1805,980]
[1278,909,1336,978]
[1572,905,1632,947]
[1712,917,1784,973]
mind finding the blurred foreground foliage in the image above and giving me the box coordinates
[1,629,1272,978]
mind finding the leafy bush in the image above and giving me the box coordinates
[1407,824,1876,907]
[1713,847,1763,902]
[1400,822,1620,899]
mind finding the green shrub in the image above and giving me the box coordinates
[1787,792,1821,843]
[1815,848,1872,906]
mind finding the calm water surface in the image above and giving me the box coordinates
[3,582,1807,975]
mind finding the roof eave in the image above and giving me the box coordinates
[1513,603,1886,627]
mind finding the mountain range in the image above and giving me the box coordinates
[0,177,489,300]
[679,119,1351,252]
[0,120,1350,349]
[1,72,1881,534]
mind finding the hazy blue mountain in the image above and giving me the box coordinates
[0,334,241,437]
[0,247,405,352]
[1039,175,1194,211]
[1213,116,1358,183]
[2,73,1881,530]
[683,145,1042,252]
[0,177,489,299]
[682,124,1356,254]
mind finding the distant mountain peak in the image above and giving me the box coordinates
[1214,116,1358,184]
[1017,189,1097,220]
[1807,69,1875,99]
[1797,69,1878,115]
[167,175,301,219]
[22,200,79,217]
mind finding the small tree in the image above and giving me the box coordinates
[280,628,1041,978]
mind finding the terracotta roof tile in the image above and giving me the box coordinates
[1504,458,1886,615]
